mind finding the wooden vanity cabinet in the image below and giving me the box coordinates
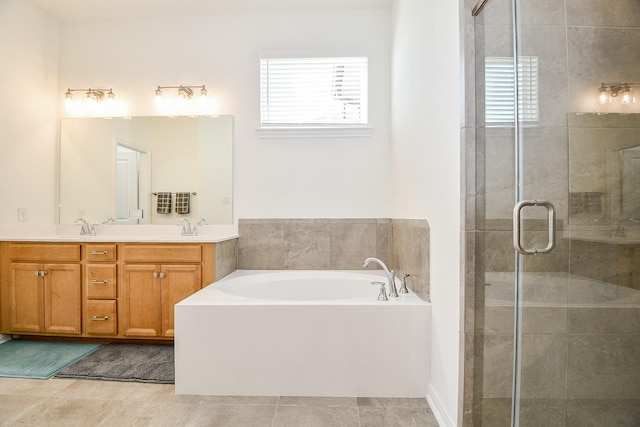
[1,243,82,335]
[120,243,214,339]
[0,241,215,340]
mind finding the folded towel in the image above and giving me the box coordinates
[175,192,191,214]
[156,192,172,214]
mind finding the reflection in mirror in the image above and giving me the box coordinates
[621,146,640,222]
[59,116,233,225]
[569,113,640,230]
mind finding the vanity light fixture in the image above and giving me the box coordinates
[64,88,115,110]
[597,82,638,106]
[155,85,207,105]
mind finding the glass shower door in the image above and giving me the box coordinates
[474,0,640,425]
[511,1,640,426]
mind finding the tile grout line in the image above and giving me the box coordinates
[271,395,280,427]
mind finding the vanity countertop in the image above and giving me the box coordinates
[0,225,239,243]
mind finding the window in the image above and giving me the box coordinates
[484,56,539,126]
[259,56,369,134]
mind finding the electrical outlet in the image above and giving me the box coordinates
[17,208,27,222]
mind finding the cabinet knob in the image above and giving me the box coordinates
[91,280,109,285]
[90,250,109,255]
[91,316,110,321]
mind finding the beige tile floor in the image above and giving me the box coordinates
[0,377,439,426]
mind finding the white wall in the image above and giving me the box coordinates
[57,10,391,221]
[0,0,58,225]
[390,0,461,425]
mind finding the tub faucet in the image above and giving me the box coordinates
[74,217,95,236]
[363,257,397,298]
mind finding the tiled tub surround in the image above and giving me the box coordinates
[214,237,239,281]
[175,270,430,398]
[238,218,430,301]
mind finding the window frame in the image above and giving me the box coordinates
[257,51,372,138]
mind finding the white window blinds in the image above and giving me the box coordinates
[485,56,539,126]
[260,56,368,127]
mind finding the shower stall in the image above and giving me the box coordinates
[464,0,640,425]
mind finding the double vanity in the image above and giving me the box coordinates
[0,225,238,341]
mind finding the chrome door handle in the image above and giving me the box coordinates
[513,200,555,255]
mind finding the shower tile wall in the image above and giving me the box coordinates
[237,218,430,300]
[463,0,640,425]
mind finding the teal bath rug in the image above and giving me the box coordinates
[0,340,102,380]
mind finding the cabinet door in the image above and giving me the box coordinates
[160,264,201,337]
[9,263,43,333]
[43,263,82,335]
[122,264,161,337]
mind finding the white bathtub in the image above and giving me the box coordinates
[175,270,431,397]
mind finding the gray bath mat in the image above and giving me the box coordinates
[55,343,174,384]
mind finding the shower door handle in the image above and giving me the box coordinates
[513,200,555,255]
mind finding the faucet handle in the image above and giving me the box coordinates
[399,274,410,294]
[371,281,388,301]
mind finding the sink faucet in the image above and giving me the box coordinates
[180,218,197,236]
[74,217,95,236]
[363,257,397,298]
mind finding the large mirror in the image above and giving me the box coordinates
[59,116,233,225]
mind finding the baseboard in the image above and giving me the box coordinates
[0,334,12,344]
[427,384,456,427]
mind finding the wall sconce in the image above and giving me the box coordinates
[154,85,208,108]
[64,88,116,111]
[597,82,638,106]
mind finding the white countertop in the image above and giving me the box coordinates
[0,224,238,243]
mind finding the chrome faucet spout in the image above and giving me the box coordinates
[180,218,197,236]
[363,257,398,298]
[74,217,95,236]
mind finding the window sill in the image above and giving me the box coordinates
[256,126,373,139]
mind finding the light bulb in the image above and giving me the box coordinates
[200,87,208,107]
[598,86,609,104]
[64,91,73,110]
[154,88,163,108]
[621,86,632,105]
[105,90,115,109]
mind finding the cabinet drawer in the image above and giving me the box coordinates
[86,264,117,299]
[9,243,81,262]
[86,300,117,335]
[86,244,117,262]
[123,244,202,263]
